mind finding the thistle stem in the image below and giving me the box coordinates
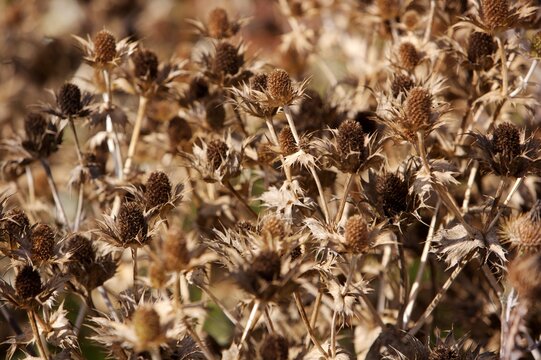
[132,247,139,302]
[40,159,70,229]
[74,184,84,231]
[98,285,120,322]
[486,177,523,232]
[334,173,355,227]
[509,59,538,97]
[28,310,49,360]
[304,287,323,347]
[462,161,478,213]
[25,165,35,204]
[496,36,508,96]
[266,117,293,182]
[124,96,148,175]
[423,0,436,43]
[236,300,261,359]
[263,306,275,333]
[294,291,329,359]
[309,165,331,224]
[69,117,84,165]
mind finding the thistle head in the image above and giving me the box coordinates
[278,126,298,156]
[94,30,116,64]
[267,69,294,106]
[207,139,229,171]
[398,42,420,71]
[144,171,172,209]
[404,87,432,133]
[132,49,158,80]
[58,83,82,116]
[207,7,229,39]
[213,42,243,76]
[377,173,409,218]
[15,265,42,300]
[31,224,55,262]
[252,251,281,282]
[260,335,289,360]
[117,202,147,246]
[344,215,371,254]
[337,119,365,173]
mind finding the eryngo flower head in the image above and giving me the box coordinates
[470,122,541,178]
[18,112,63,160]
[466,32,497,71]
[144,171,172,210]
[462,0,536,35]
[187,7,245,39]
[199,41,250,87]
[37,83,93,120]
[1,207,30,245]
[500,201,541,252]
[260,335,289,360]
[73,29,136,69]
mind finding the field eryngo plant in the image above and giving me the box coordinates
[1,1,541,359]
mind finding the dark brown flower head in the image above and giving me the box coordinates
[67,234,95,268]
[4,208,30,240]
[205,100,226,130]
[188,77,209,101]
[251,73,268,91]
[22,112,62,158]
[345,215,371,254]
[261,216,286,240]
[377,173,409,218]
[404,87,432,132]
[58,83,83,116]
[252,251,281,282]
[213,42,243,76]
[260,335,289,360]
[429,345,459,360]
[480,0,511,32]
[207,139,228,171]
[31,224,55,262]
[168,116,192,149]
[208,7,229,39]
[391,74,414,98]
[163,227,189,272]
[398,42,420,71]
[268,69,293,106]
[15,265,42,300]
[278,126,298,156]
[132,49,159,80]
[94,30,116,64]
[337,119,365,173]
[531,31,541,59]
[24,112,47,146]
[117,202,147,246]
[492,123,520,158]
[144,171,172,209]
[467,32,496,69]
[133,306,161,343]
[507,253,541,303]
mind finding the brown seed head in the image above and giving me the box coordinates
[58,83,82,116]
[133,306,161,343]
[94,30,116,64]
[429,345,459,360]
[206,100,226,130]
[208,7,229,39]
[403,10,420,30]
[213,42,242,76]
[480,0,511,32]
[261,216,286,239]
[377,173,409,218]
[117,202,147,245]
[24,112,47,144]
[278,126,298,156]
[188,77,209,101]
[251,73,268,91]
[507,253,541,303]
[345,215,371,254]
[405,87,432,131]
[398,42,420,71]
[132,49,158,80]
[252,251,281,282]
[503,214,541,251]
[167,116,192,148]
[163,228,190,272]
[15,265,42,300]
[4,208,30,240]
[145,171,172,209]
[337,119,365,172]
[467,32,496,67]
[31,224,55,262]
[207,139,228,171]
[492,123,521,158]
[67,235,95,267]
[531,31,541,59]
[267,69,293,106]
[391,74,414,98]
[261,335,289,360]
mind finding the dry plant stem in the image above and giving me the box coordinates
[403,200,441,326]
[330,311,338,358]
[40,158,70,229]
[396,233,409,329]
[502,301,528,360]
[28,309,49,360]
[25,165,35,203]
[74,184,84,231]
[462,161,479,213]
[509,59,538,97]
[236,300,261,359]
[69,118,84,164]
[74,300,88,335]
[102,69,124,178]
[224,181,258,219]
[496,36,508,96]
[304,288,323,347]
[98,285,120,322]
[132,247,139,302]
[487,177,524,232]
[334,172,355,227]
[124,95,149,175]
[377,245,392,313]
[265,117,292,182]
[308,165,331,224]
[263,307,275,333]
[294,291,329,359]
[524,329,541,360]
[481,264,503,297]
[150,349,162,360]
[184,320,216,360]
[408,259,468,336]
[423,0,436,43]
[174,272,181,308]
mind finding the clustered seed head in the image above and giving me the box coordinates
[94,30,116,64]
[167,116,192,148]
[206,100,226,130]
[188,77,209,101]
[261,216,286,239]
[377,173,409,218]
[207,139,228,171]
[4,208,30,240]
[133,306,161,343]
[398,42,420,71]
[163,228,190,272]
[278,126,298,156]
[251,73,268,91]
[391,74,414,97]
[23,112,61,157]
[58,83,82,116]
[261,335,289,360]
[24,112,47,144]
[467,32,496,66]
[429,345,459,360]
[132,49,159,80]
[531,31,541,59]
[480,0,511,32]
[213,42,242,76]
[144,171,172,209]
[208,7,229,39]
[337,119,365,173]
[15,265,42,300]
[507,253,541,303]
[31,224,55,262]
[252,251,281,282]
[504,214,541,251]
[267,69,293,106]
[67,235,95,268]
[405,87,432,132]
[492,123,521,158]
[117,202,147,245]
[344,215,371,254]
